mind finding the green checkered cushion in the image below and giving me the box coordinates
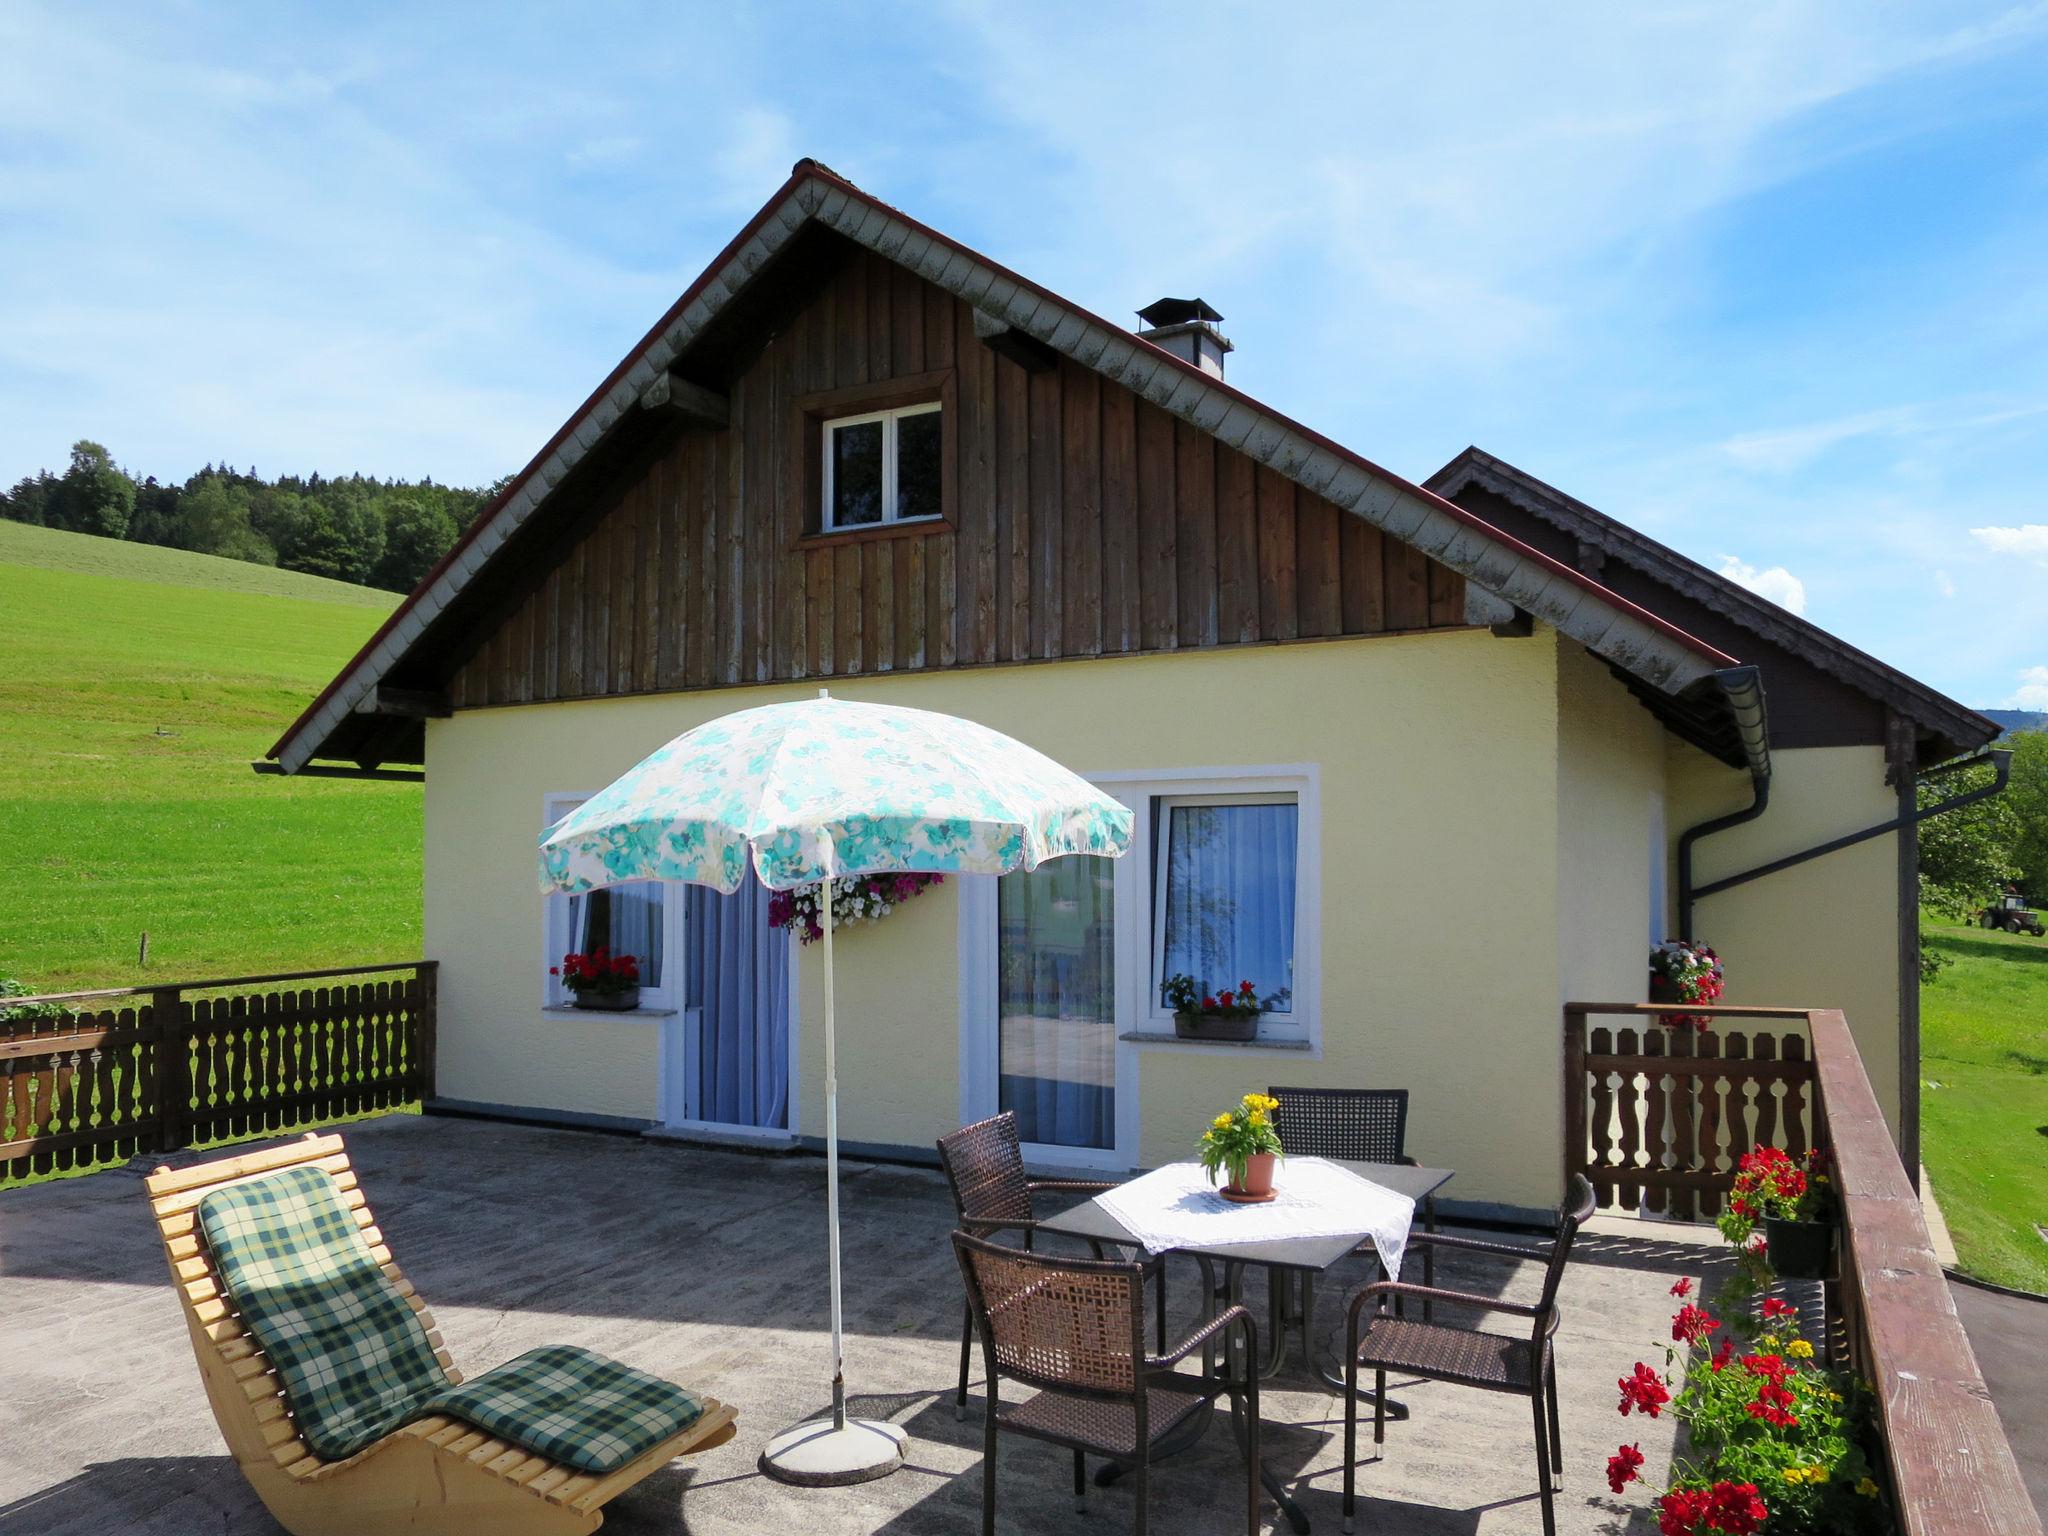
[429,1345,706,1473]
[198,1165,451,1460]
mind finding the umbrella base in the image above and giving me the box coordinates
[758,1417,907,1487]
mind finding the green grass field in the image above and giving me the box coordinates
[1920,919,2048,1293]
[0,522,421,992]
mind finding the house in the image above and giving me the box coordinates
[268,160,1997,1216]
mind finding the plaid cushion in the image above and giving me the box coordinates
[429,1345,705,1472]
[202,1168,705,1474]
[198,1165,450,1460]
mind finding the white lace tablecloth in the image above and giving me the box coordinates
[1094,1158,1414,1278]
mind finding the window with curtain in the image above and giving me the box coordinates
[1154,796,1298,1017]
[543,793,668,1008]
[996,855,1116,1150]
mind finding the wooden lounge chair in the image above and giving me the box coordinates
[146,1132,737,1536]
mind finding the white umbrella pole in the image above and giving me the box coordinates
[821,853,845,1431]
[757,853,905,1487]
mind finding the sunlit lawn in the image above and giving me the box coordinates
[0,525,420,991]
[1920,919,2048,1293]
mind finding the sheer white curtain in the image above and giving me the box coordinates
[997,856,1115,1150]
[1160,801,1298,1012]
[570,882,664,986]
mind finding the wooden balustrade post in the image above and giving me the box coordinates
[153,987,190,1154]
[416,962,438,1102]
[1561,1009,1586,1200]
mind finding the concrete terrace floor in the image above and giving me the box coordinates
[0,1114,1716,1535]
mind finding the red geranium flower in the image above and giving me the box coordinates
[1710,1336,1735,1372]
[1671,1303,1719,1345]
[1707,1480,1770,1535]
[1606,1443,1645,1494]
[1618,1363,1670,1418]
[1669,1277,1692,1298]
[1658,1488,1708,1536]
[1761,1297,1796,1321]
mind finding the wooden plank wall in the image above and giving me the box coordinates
[452,247,1469,708]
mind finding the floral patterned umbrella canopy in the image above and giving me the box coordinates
[538,693,1131,894]
[536,691,1132,1486]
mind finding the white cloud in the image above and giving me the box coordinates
[1970,524,2048,564]
[2009,666,2048,712]
[1716,556,1807,615]
[1934,569,1956,598]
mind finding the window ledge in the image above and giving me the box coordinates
[542,1005,677,1021]
[794,515,953,551]
[1119,1030,1312,1052]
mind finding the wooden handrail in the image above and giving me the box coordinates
[2,960,436,1010]
[1562,1000,1818,1020]
[1804,1009,2042,1536]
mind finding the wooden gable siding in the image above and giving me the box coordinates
[450,247,1468,709]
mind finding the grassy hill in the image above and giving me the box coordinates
[1920,919,2048,1293]
[0,522,421,991]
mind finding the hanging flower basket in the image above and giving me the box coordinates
[768,873,944,945]
[1649,940,1724,1029]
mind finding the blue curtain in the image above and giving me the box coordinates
[684,875,789,1130]
[1161,802,1297,1012]
[997,857,1115,1150]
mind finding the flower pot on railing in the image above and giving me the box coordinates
[1763,1215,1835,1280]
[572,986,641,1013]
[1173,1008,1259,1043]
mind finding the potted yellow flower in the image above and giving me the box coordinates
[1198,1092,1284,1201]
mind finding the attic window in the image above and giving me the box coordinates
[823,402,942,531]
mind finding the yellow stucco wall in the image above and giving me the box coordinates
[426,630,1574,1208]
[1555,642,1665,1007]
[422,624,1909,1207]
[1666,743,1904,1135]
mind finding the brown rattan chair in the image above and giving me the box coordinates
[937,1112,1167,1420]
[1340,1176,1597,1536]
[952,1231,1262,1536]
[1266,1086,1435,1322]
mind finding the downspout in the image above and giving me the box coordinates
[1676,667,1771,942]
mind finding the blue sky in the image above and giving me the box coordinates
[3,3,2045,713]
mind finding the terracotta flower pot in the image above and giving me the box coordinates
[1227,1152,1277,1199]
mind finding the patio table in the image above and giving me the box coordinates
[1034,1158,1454,1534]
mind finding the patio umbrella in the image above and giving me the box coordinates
[538,691,1133,1485]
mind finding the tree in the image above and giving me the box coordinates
[1918,757,2022,918]
[277,482,384,584]
[372,496,458,592]
[177,476,275,564]
[2003,730,2048,900]
[0,470,59,526]
[52,440,135,538]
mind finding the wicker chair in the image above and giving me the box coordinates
[952,1232,1262,1536]
[1340,1176,1597,1536]
[937,1112,1167,1420]
[1265,1086,1435,1321]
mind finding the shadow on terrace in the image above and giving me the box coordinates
[0,1111,1699,1536]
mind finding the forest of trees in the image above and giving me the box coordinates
[0,439,503,593]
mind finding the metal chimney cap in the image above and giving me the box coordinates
[1136,297,1224,328]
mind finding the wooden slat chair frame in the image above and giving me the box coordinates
[145,1132,737,1536]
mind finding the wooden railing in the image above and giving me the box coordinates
[0,962,436,1186]
[1563,1000,1818,1220]
[1564,1001,2041,1536]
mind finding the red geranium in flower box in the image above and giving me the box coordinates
[552,946,642,1011]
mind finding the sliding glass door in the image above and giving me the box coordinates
[993,856,1118,1153]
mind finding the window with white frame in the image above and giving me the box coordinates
[541,793,673,1010]
[1152,792,1301,1025]
[822,401,942,530]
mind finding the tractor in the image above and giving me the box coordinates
[1979,891,2046,937]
